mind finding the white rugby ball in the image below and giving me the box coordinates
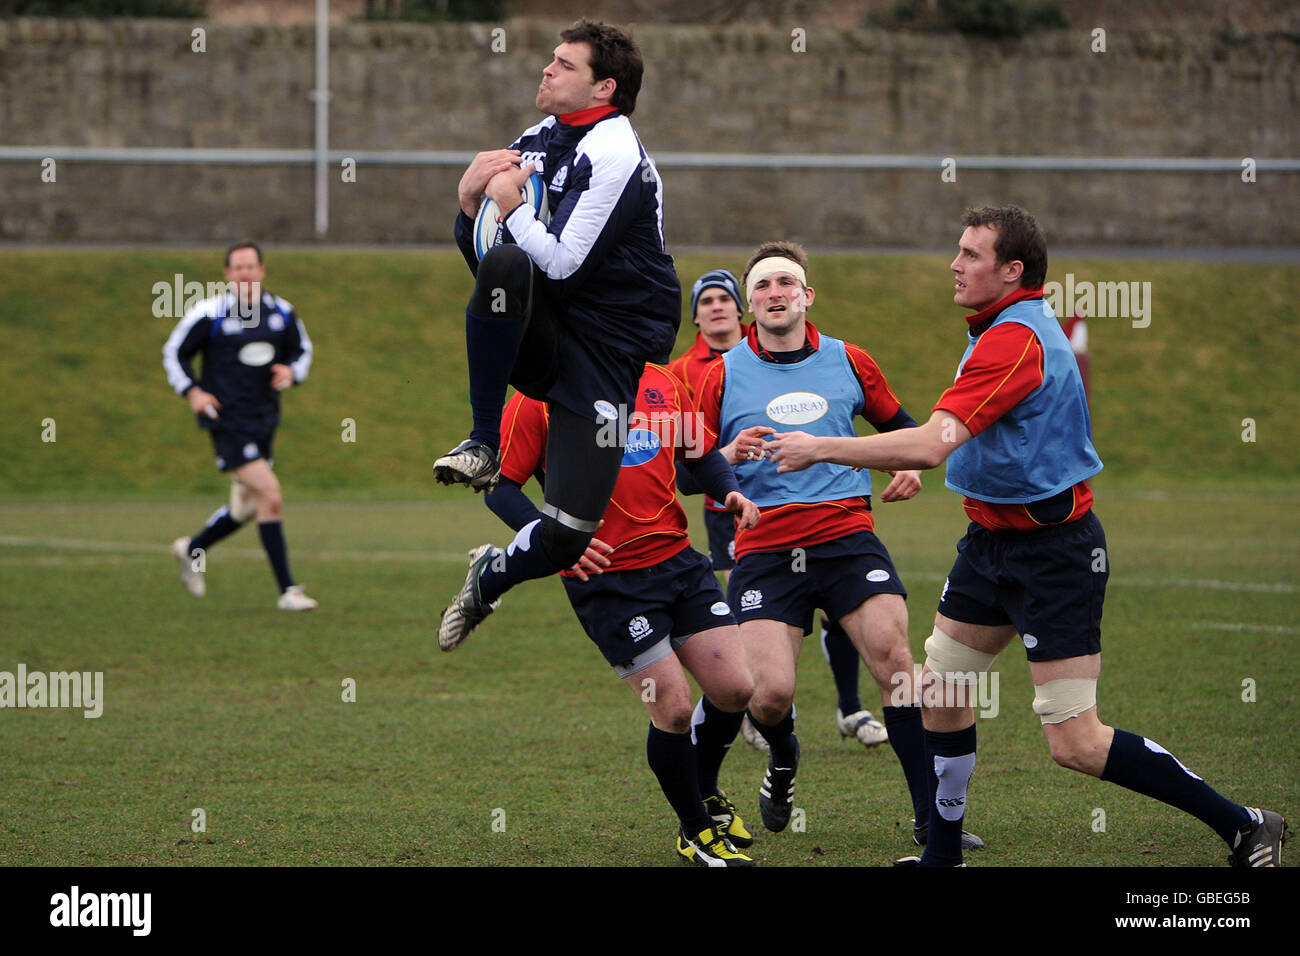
[472,171,550,261]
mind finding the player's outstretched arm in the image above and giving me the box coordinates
[770,409,971,474]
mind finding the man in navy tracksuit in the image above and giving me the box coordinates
[436,18,681,651]
[162,241,317,611]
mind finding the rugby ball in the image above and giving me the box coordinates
[472,172,550,261]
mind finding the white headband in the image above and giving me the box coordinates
[745,256,807,305]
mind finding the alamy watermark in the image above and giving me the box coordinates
[890,668,1000,718]
[0,664,103,718]
[594,403,708,458]
[152,274,261,326]
[1043,274,1151,329]
[50,886,150,936]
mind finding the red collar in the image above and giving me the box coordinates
[747,320,820,360]
[558,104,618,126]
[693,323,751,360]
[965,287,1044,328]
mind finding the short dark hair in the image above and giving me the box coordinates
[225,241,263,267]
[560,19,643,116]
[960,206,1046,289]
[742,240,809,289]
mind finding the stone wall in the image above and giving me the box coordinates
[1,17,1295,245]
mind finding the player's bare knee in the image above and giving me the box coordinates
[710,680,753,714]
[1034,678,1100,770]
[1045,732,1092,773]
[254,486,283,520]
[266,488,284,515]
[751,686,793,726]
[660,709,693,735]
[647,687,693,733]
[885,642,914,680]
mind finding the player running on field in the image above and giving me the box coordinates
[161,241,317,611]
[770,206,1286,867]
[696,241,982,853]
[669,268,888,753]
[480,364,761,865]
[434,19,679,652]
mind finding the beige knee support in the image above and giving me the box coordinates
[230,478,256,523]
[923,626,996,686]
[1031,677,1097,724]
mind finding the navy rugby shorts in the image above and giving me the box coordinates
[210,428,273,473]
[702,507,737,572]
[562,545,736,678]
[936,510,1108,662]
[509,280,646,426]
[727,530,906,636]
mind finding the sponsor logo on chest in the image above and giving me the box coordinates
[765,391,829,425]
[621,428,662,467]
[238,341,276,367]
[521,150,546,176]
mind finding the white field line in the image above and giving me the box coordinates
[1190,622,1299,634]
[903,570,1295,594]
[0,536,1295,594]
[0,535,467,564]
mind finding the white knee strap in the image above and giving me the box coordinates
[230,478,256,523]
[923,626,996,687]
[1032,677,1097,725]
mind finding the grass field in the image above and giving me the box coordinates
[1,250,1296,866]
[1,488,1295,867]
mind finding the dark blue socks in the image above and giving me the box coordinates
[921,723,977,867]
[646,723,714,836]
[691,696,744,798]
[465,307,524,450]
[883,704,930,825]
[747,708,798,767]
[257,520,294,593]
[1101,728,1252,844]
[475,520,562,605]
[190,505,242,553]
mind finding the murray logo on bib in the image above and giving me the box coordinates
[621,429,661,467]
[765,392,829,426]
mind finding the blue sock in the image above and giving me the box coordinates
[921,723,976,867]
[476,519,562,604]
[465,308,524,450]
[1101,728,1252,844]
[691,696,744,798]
[747,708,798,767]
[257,520,294,593]
[190,505,242,552]
[821,617,862,715]
[646,723,714,836]
[883,705,929,824]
